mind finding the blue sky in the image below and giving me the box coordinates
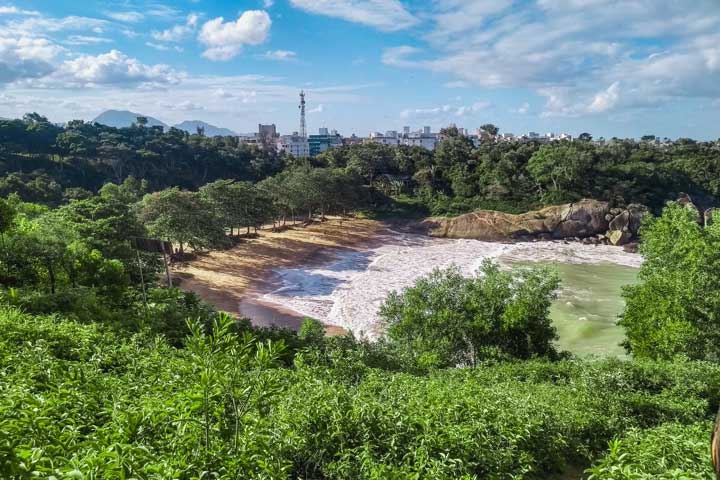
[1,0,719,139]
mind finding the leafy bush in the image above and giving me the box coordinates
[587,423,714,479]
[621,203,720,361]
[381,261,560,370]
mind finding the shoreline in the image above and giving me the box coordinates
[176,216,641,338]
[175,217,391,335]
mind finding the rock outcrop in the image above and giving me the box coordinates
[705,208,716,227]
[419,199,648,245]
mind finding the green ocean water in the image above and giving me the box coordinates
[512,262,639,357]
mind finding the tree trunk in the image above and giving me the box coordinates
[47,262,56,294]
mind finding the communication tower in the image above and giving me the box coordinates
[299,90,307,138]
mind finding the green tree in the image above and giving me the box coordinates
[139,188,225,253]
[620,203,720,360]
[527,143,595,202]
[480,123,499,136]
[380,260,560,370]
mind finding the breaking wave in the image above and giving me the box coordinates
[261,233,642,339]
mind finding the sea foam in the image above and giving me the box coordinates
[261,233,642,339]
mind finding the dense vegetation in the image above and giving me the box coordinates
[2,115,719,216]
[1,307,718,479]
[0,113,718,478]
[621,203,720,361]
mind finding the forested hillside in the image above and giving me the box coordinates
[0,113,719,479]
[1,115,718,216]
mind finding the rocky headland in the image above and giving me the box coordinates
[418,199,647,248]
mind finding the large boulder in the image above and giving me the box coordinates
[608,230,632,246]
[608,204,648,235]
[419,199,611,241]
[609,210,630,232]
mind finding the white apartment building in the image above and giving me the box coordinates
[368,131,400,146]
[276,134,310,157]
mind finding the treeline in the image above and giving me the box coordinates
[0,113,286,202]
[2,115,719,215]
[140,167,368,253]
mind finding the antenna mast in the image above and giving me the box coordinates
[299,90,306,138]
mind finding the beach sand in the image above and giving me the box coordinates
[174,217,386,335]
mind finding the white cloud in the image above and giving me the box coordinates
[588,82,620,113]
[401,100,490,120]
[0,6,40,16]
[198,11,271,61]
[152,14,199,42]
[65,35,113,45]
[455,101,490,116]
[145,5,181,20]
[289,0,417,32]
[56,49,182,86]
[0,36,62,83]
[264,50,296,61]
[105,11,144,23]
[7,15,109,35]
[145,42,182,52]
[513,102,530,115]
[308,103,324,113]
[444,80,469,88]
[383,0,720,117]
[263,0,275,7]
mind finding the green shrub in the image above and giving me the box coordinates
[587,422,714,479]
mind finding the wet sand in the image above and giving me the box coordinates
[174,217,388,335]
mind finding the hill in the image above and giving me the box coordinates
[93,110,167,128]
[173,120,237,137]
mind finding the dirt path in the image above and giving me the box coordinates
[174,218,386,334]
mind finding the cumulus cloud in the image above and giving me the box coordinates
[383,0,720,117]
[152,14,199,42]
[263,50,296,61]
[198,11,271,61]
[289,0,417,32]
[56,49,181,86]
[0,36,62,83]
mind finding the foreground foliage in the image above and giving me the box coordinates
[0,306,717,479]
[587,423,714,479]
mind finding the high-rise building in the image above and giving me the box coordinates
[258,124,277,139]
[309,129,343,156]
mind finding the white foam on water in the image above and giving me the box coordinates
[260,234,642,339]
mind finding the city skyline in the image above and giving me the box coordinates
[1,0,719,139]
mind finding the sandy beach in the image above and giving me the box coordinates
[174,217,387,335]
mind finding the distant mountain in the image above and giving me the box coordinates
[173,120,237,137]
[93,110,168,128]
